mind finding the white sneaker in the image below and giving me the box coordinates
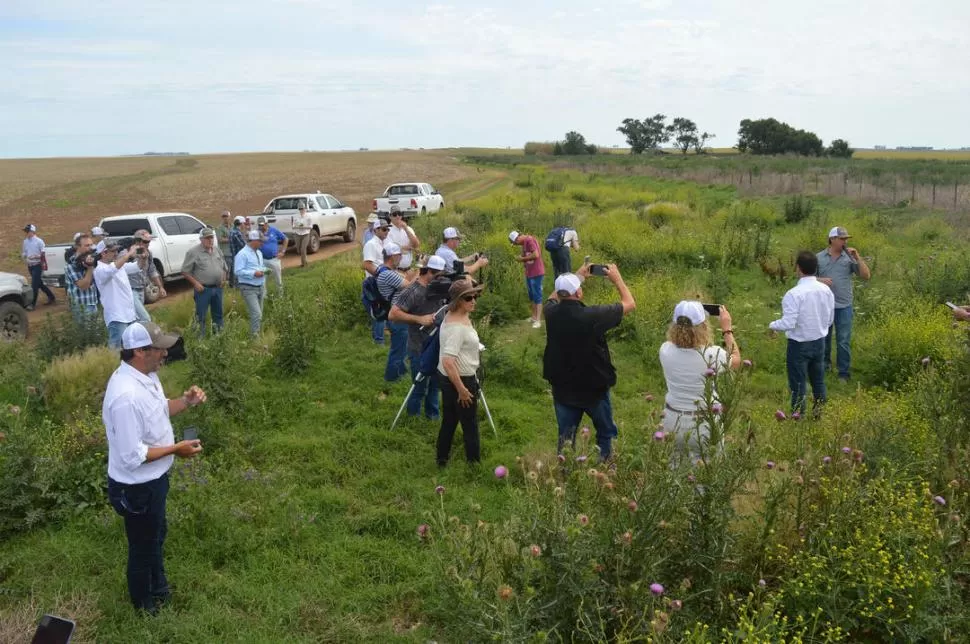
[531,319,541,329]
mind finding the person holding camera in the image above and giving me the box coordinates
[659,301,741,463]
[509,230,545,329]
[435,227,488,276]
[389,255,447,420]
[127,230,166,323]
[104,322,206,614]
[377,241,417,382]
[64,233,100,321]
[94,240,142,349]
[234,230,267,336]
[816,226,870,382]
[437,279,485,467]
[181,228,226,336]
[769,251,835,418]
[543,264,635,461]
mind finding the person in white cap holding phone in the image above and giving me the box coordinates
[542,263,635,461]
[434,227,488,276]
[816,226,870,382]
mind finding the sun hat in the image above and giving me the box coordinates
[122,322,179,350]
[672,301,706,326]
[554,273,582,295]
[448,279,484,301]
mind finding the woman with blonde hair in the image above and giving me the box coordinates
[658,301,741,463]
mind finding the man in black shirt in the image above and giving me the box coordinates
[543,263,636,461]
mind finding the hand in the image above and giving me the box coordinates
[605,263,622,283]
[818,277,834,287]
[193,283,204,293]
[954,307,970,322]
[718,306,733,331]
[479,256,489,267]
[417,314,435,327]
[183,385,207,407]
[174,440,203,458]
[846,247,860,259]
[158,288,167,298]
[254,270,264,277]
[576,263,591,279]
[458,387,474,408]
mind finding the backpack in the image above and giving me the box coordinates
[361,266,392,321]
[545,226,567,251]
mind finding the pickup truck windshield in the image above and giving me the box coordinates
[102,219,151,237]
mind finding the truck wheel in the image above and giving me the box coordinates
[144,283,161,304]
[342,219,357,243]
[307,230,321,254]
[0,301,28,341]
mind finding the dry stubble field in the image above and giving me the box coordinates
[0,149,497,273]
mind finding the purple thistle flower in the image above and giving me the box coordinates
[742,359,753,368]
[687,474,696,483]
[765,461,775,470]
[578,514,590,526]
[417,523,429,538]
[712,402,723,415]
[775,409,786,421]
[934,495,947,506]
[628,500,638,512]
[581,426,590,437]
[576,455,588,463]
[822,456,832,464]
[758,578,767,588]
[494,465,508,479]
[557,454,566,463]
[653,430,665,441]
[434,485,445,495]
[670,599,683,611]
[650,583,664,596]
[791,411,801,421]
[704,368,716,378]
[841,446,851,454]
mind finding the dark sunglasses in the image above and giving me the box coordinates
[462,294,480,302]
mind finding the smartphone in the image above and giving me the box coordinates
[32,614,76,644]
[703,304,722,316]
[589,264,609,276]
[946,301,959,310]
[183,426,199,441]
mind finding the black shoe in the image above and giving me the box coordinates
[45,298,56,306]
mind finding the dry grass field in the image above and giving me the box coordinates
[0,149,499,272]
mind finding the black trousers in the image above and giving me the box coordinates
[437,375,480,465]
[107,473,170,611]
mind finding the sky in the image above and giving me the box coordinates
[1,0,968,158]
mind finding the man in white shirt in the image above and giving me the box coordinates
[386,206,420,269]
[434,227,488,276]
[363,220,390,344]
[94,240,142,349]
[769,251,835,418]
[21,223,56,309]
[104,322,206,614]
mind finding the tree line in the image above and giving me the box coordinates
[526,116,853,159]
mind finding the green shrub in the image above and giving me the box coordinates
[782,194,814,224]
[270,288,322,376]
[184,320,256,417]
[42,346,118,421]
[34,311,106,362]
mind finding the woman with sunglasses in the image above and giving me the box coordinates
[436,279,485,467]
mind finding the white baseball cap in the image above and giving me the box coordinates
[425,255,446,271]
[554,273,582,295]
[672,301,706,326]
[122,322,179,350]
[234,215,245,224]
[91,226,105,236]
[383,241,402,256]
[443,227,461,240]
[247,230,262,241]
[373,220,389,230]
[508,230,520,244]
[827,226,851,239]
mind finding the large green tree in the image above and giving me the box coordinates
[617,114,672,154]
[737,118,824,156]
[827,138,854,158]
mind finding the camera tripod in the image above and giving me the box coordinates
[389,373,496,436]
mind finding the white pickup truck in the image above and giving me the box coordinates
[372,183,444,218]
[42,212,208,302]
[261,192,357,253]
[0,272,32,340]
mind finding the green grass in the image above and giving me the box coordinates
[3,165,970,641]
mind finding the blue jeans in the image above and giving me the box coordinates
[554,391,619,460]
[107,320,132,349]
[526,275,544,304]
[384,321,409,381]
[549,247,571,277]
[407,349,440,418]
[787,338,827,416]
[371,319,386,344]
[107,473,170,612]
[70,302,99,323]
[238,284,265,336]
[28,263,55,306]
[131,289,151,323]
[825,306,853,378]
[193,286,224,336]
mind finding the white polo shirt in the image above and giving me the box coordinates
[94,261,140,324]
[363,236,385,276]
[386,225,417,269]
[563,229,580,249]
[769,276,835,342]
[103,361,174,485]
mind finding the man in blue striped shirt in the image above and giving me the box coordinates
[377,241,416,382]
[234,230,266,336]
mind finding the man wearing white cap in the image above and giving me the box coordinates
[386,206,420,269]
[228,215,248,288]
[377,241,416,381]
[90,226,108,244]
[389,255,448,419]
[363,219,390,343]
[104,321,205,614]
[434,227,488,276]
[94,239,142,348]
[234,230,267,335]
[21,223,56,309]
[769,251,835,418]
[509,230,545,328]
[543,263,636,461]
[816,226,870,381]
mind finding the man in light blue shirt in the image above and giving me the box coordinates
[21,224,56,309]
[234,230,267,336]
[816,226,871,382]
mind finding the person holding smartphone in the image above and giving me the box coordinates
[104,322,206,614]
[659,301,741,464]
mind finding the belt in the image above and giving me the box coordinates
[665,402,702,416]
[201,283,222,288]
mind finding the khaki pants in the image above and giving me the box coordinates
[296,234,311,267]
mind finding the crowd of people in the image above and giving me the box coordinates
[25,208,893,615]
